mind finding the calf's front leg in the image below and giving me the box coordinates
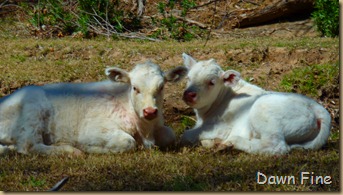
[78,129,136,153]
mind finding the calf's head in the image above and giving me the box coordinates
[182,53,241,109]
[106,61,187,120]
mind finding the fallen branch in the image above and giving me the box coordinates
[174,15,208,29]
[0,0,24,11]
[191,0,226,9]
[227,0,314,28]
[241,0,259,6]
[0,0,9,8]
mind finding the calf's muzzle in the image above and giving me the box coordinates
[183,90,197,104]
[143,107,158,120]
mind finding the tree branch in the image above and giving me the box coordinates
[191,0,226,9]
[174,15,208,29]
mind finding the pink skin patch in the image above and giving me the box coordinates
[110,100,138,130]
[317,119,321,131]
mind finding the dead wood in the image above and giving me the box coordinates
[174,15,208,29]
[229,0,314,28]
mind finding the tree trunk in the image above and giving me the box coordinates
[231,0,315,28]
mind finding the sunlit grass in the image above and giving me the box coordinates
[0,34,339,191]
[279,63,339,98]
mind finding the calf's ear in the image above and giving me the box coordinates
[165,66,188,82]
[221,70,241,87]
[105,67,130,83]
[182,53,197,69]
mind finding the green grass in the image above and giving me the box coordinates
[279,63,339,98]
[0,32,339,191]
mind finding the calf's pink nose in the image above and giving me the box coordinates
[183,91,197,103]
[143,107,158,120]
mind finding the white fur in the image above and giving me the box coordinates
[0,61,187,155]
[180,53,331,155]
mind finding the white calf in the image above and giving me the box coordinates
[180,53,331,155]
[0,61,187,155]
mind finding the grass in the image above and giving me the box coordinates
[0,19,340,191]
[279,63,339,98]
[0,37,338,95]
[0,144,339,191]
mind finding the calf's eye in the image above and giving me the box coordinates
[209,79,216,86]
[133,86,140,93]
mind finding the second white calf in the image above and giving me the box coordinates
[180,53,331,155]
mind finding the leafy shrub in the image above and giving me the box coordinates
[25,0,141,38]
[27,0,76,36]
[78,0,125,33]
[311,0,339,37]
[24,0,204,40]
[151,0,204,41]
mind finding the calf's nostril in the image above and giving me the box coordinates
[183,90,197,103]
[189,92,197,98]
[143,107,158,120]
[184,91,196,99]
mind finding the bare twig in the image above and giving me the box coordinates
[0,3,23,10]
[241,0,260,6]
[37,0,41,29]
[191,0,225,9]
[77,9,160,41]
[0,0,9,8]
[105,0,110,38]
[204,0,218,47]
[174,15,207,29]
[137,0,145,16]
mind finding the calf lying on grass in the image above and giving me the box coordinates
[180,53,331,155]
[0,61,187,155]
